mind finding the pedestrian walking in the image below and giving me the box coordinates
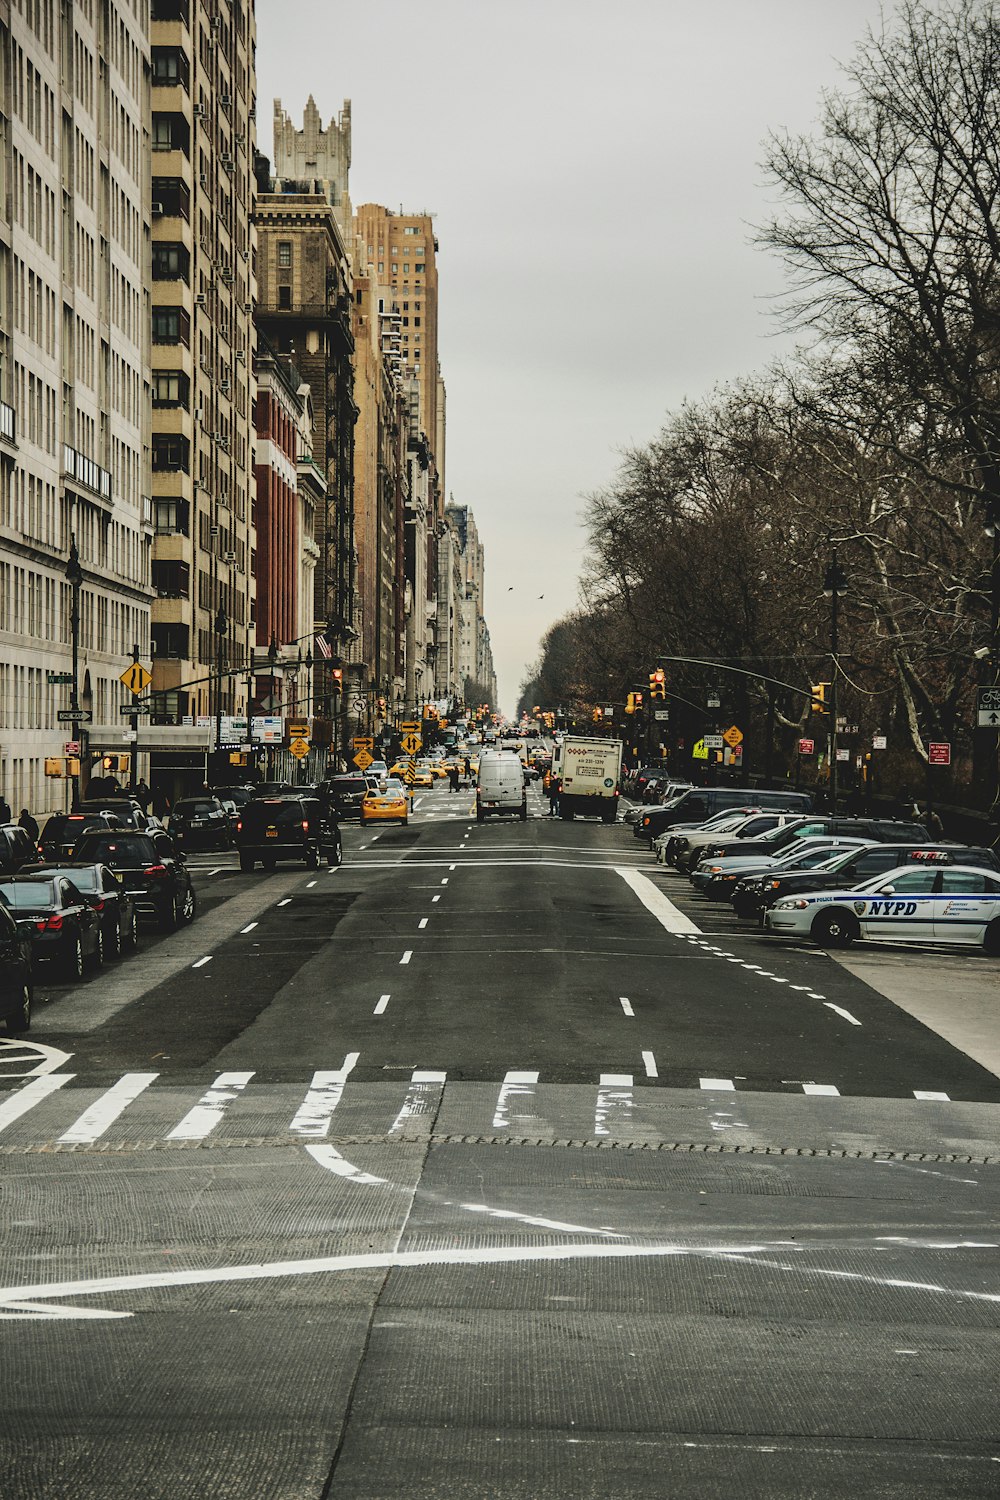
[463,755,471,780]
[18,809,39,844]
[924,805,944,839]
[448,763,461,793]
[0,794,11,825]
[152,786,171,820]
[134,778,152,811]
[548,774,561,817]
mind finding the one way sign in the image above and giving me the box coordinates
[977,686,1000,728]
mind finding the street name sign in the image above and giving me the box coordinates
[57,708,91,723]
[654,709,669,721]
[47,672,73,685]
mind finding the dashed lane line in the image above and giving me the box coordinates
[619,997,635,1017]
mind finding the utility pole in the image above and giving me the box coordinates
[65,538,83,808]
[824,552,847,811]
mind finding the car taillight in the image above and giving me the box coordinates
[236,820,242,832]
[143,864,169,879]
[44,914,64,931]
[91,899,105,913]
[302,820,309,831]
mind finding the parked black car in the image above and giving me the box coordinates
[76,797,146,830]
[40,810,125,859]
[0,898,32,1031]
[736,841,1000,920]
[169,796,232,851]
[0,822,39,875]
[21,861,138,958]
[0,875,103,978]
[636,787,814,842]
[235,796,341,871]
[71,830,196,931]
[325,774,371,821]
[692,816,931,867]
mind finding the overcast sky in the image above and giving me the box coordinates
[257,0,892,713]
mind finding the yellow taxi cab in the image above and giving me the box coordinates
[425,762,449,780]
[360,788,409,826]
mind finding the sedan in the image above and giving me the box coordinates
[765,865,1000,952]
[169,797,232,851]
[0,900,32,1032]
[20,861,138,958]
[360,790,409,826]
[72,830,196,931]
[690,837,873,900]
[0,875,104,978]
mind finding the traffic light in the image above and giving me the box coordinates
[592,707,603,722]
[810,682,830,714]
[331,668,343,695]
[649,669,666,700]
[634,690,643,710]
[625,693,636,715]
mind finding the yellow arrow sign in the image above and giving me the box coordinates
[400,732,422,754]
[119,661,152,695]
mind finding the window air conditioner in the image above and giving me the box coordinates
[235,349,246,362]
[220,95,231,109]
[193,104,206,118]
[219,379,230,394]
[151,201,164,216]
[195,292,206,305]
[224,549,236,562]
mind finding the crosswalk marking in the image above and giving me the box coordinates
[389,1069,446,1133]
[802,1083,841,1097]
[595,1074,634,1136]
[288,1056,360,1137]
[699,1077,736,1091]
[0,1073,74,1132]
[493,1070,539,1130]
[59,1074,159,1144]
[166,1071,255,1140]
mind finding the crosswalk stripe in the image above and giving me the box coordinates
[0,1073,74,1132]
[288,1055,360,1137]
[59,1074,159,1144]
[166,1071,255,1140]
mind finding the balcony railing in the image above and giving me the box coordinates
[0,401,15,447]
[63,444,112,502]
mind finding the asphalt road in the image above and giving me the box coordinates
[2,776,999,1497]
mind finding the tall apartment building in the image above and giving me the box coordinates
[256,100,357,755]
[445,501,485,694]
[0,0,152,814]
[148,0,257,726]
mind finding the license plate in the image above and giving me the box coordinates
[266,829,278,837]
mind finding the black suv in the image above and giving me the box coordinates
[738,842,1000,920]
[325,775,370,821]
[72,830,196,931]
[0,899,32,1032]
[236,796,341,871]
[0,823,38,875]
[169,796,232,851]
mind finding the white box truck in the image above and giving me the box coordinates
[557,736,623,823]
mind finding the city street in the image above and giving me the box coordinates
[2,778,999,1498]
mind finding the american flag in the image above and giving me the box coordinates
[314,633,332,659]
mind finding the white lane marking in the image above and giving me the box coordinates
[619,997,634,1017]
[191,956,212,969]
[369,834,381,843]
[459,1202,624,1238]
[288,1054,360,1136]
[616,867,702,934]
[358,844,367,851]
[277,898,292,908]
[441,878,449,885]
[374,994,390,1015]
[400,950,413,965]
[0,1040,75,1079]
[642,1050,658,1078]
[418,918,428,930]
[806,992,826,1000]
[914,1090,951,1101]
[241,922,258,934]
[595,1074,634,1137]
[306,1143,387,1186]
[166,1071,255,1140]
[0,1074,74,1133]
[824,1002,862,1026]
[389,1069,446,1133]
[790,984,812,991]
[306,881,317,888]
[493,1069,539,1130]
[802,1083,841,1096]
[431,895,441,903]
[207,867,223,876]
[11,1237,1000,1320]
[699,1078,736,1091]
[58,1074,158,1144]
[449,864,456,871]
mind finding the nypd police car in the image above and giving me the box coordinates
[764,864,1000,953]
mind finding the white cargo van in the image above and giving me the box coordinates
[476,750,527,822]
[558,736,623,822]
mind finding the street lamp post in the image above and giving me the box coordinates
[65,538,83,808]
[214,606,228,763]
[823,552,848,812]
[267,633,279,779]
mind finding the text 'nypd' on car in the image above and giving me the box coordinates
[764,865,1000,953]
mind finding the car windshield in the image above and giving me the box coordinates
[175,800,217,815]
[74,835,156,865]
[34,866,100,891]
[335,778,368,794]
[0,880,57,908]
[781,844,855,870]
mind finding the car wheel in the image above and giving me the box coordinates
[239,852,255,872]
[107,920,122,960]
[63,935,84,980]
[328,837,343,867]
[811,908,859,949]
[126,910,139,951]
[519,805,528,821]
[180,886,197,924]
[305,846,319,869]
[10,979,31,1032]
[161,897,179,933]
[983,918,1000,956]
[476,809,485,823]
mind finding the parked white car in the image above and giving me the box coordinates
[764,864,1000,952]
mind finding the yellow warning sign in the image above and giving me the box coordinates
[691,739,708,760]
[722,724,743,748]
[289,737,310,760]
[400,732,422,754]
[353,749,374,771]
[119,661,152,695]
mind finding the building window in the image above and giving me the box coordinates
[152,114,190,155]
[151,622,189,659]
[152,372,189,408]
[152,243,190,281]
[151,559,190,598]
[414,317,421,327]
[154,497,190,534]
[278,286,292,309]
[278,241,292,267]
[152,434,190,472]
[152,47,189,88]
[404,226,418,235]
[151,178,190,220]
[152,307,190,345]
[415,263,425,272]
